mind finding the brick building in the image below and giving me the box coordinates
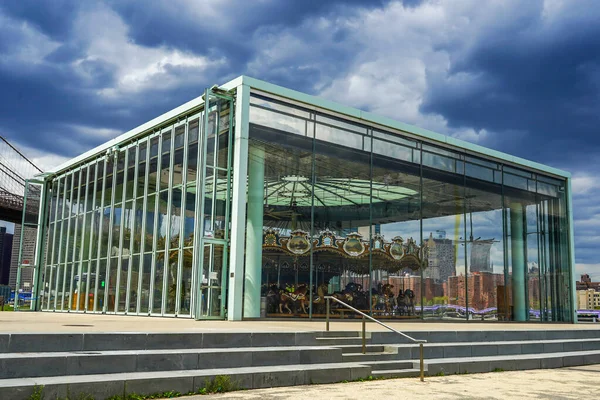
[576,274,600,291]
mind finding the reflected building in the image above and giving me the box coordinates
[426,232,456,284]
[20,76,575,322]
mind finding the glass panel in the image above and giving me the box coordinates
[148,137,160,193]
[74,261,88,311]
[526,202,541,321]
[180,248,193,315]
[96,259,107,311]
[117,256,128,312]
[173,125,185,186]
[249,96,309,137]
[373,130,418,147]
[465,176,505,321]
[465,162,495,182]
[157,194,168,243]
[422,151,461,173]
[133,205,143,254]
[137,142,147,196]
[315,122,363,149]
[107,257,118,311]
[316,114,367,135]
[421,165,466,320]
[187,126,199,183]
[199,244,224,318]
[312,140,372,318]
[139,253,152,314]
[372,150,422,320]
[250,94,311,119]
[153,252,165,313]
[206,110,218,167]
[372,139,414,163]
[203,168,227,238]
[49,179,59,222]
[171,186,183,240]
[165,250,179,314]
[183,184,196,244]
[63,262,73,310]
[128,254,140,313]
[160,131,171,191]
[86,260,96,311]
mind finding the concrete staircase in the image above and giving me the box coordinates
[1,329,599,399]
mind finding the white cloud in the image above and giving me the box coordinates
[575,263,600,281]
[8,141,70,173]
[71,4,225,97]
[245,0,528,146]
[571,174,600,195]
[65,124,121,140]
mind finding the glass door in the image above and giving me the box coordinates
[198,242,227,318]
[194,88,234,319]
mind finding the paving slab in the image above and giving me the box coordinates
[186,365,600,400]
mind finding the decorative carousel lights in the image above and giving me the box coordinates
[261,228,430,273]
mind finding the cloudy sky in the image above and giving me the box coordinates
[1,0,599,278]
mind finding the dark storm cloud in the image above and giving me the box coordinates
[0,0,598,270]
[0,0,387,157]
[421,3,600,170]
[0,0,81,40]
[108,0,385,89]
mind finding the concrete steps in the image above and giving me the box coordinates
[371,368,420,378]
[0,346,345,379]
[1,329,600,399]
[424,350,600,375]
[0,362,372,400]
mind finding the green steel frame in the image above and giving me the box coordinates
[20,76,575,322]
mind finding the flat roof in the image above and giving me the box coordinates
[46,75,570,179]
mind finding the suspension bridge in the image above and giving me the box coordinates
[0,136,43,224]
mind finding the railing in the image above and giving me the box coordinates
[324,295,427,381]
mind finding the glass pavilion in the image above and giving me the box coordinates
[20,76,576,322]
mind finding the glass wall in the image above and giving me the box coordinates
[39,95,234,318]
[36,86,573,322]
[248,92,573,322]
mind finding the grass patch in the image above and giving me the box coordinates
[492,368,505,372]
[28,376,240,400]
[27,386,44,400]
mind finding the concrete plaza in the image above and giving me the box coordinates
[195,365,600,400]
[1,311,598,334]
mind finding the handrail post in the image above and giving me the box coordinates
[362,315,366,354]
[420,343,424,382]
[326,297,330,331]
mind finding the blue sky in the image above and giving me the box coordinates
[1,0,599,278]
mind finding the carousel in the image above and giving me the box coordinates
[260,227,429,318]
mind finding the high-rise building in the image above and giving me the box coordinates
[0,227,13,285]
[426,232,456,284]
[9,224,37,291]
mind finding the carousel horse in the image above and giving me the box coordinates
[312,283,329,314]
[403,289,416,316]
[279,283,309,314]
[372,284,395,315]
[330,290,353,313]
[265,284,280,314]
[344,282,369,310]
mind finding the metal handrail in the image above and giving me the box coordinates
[324,295,427,381]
